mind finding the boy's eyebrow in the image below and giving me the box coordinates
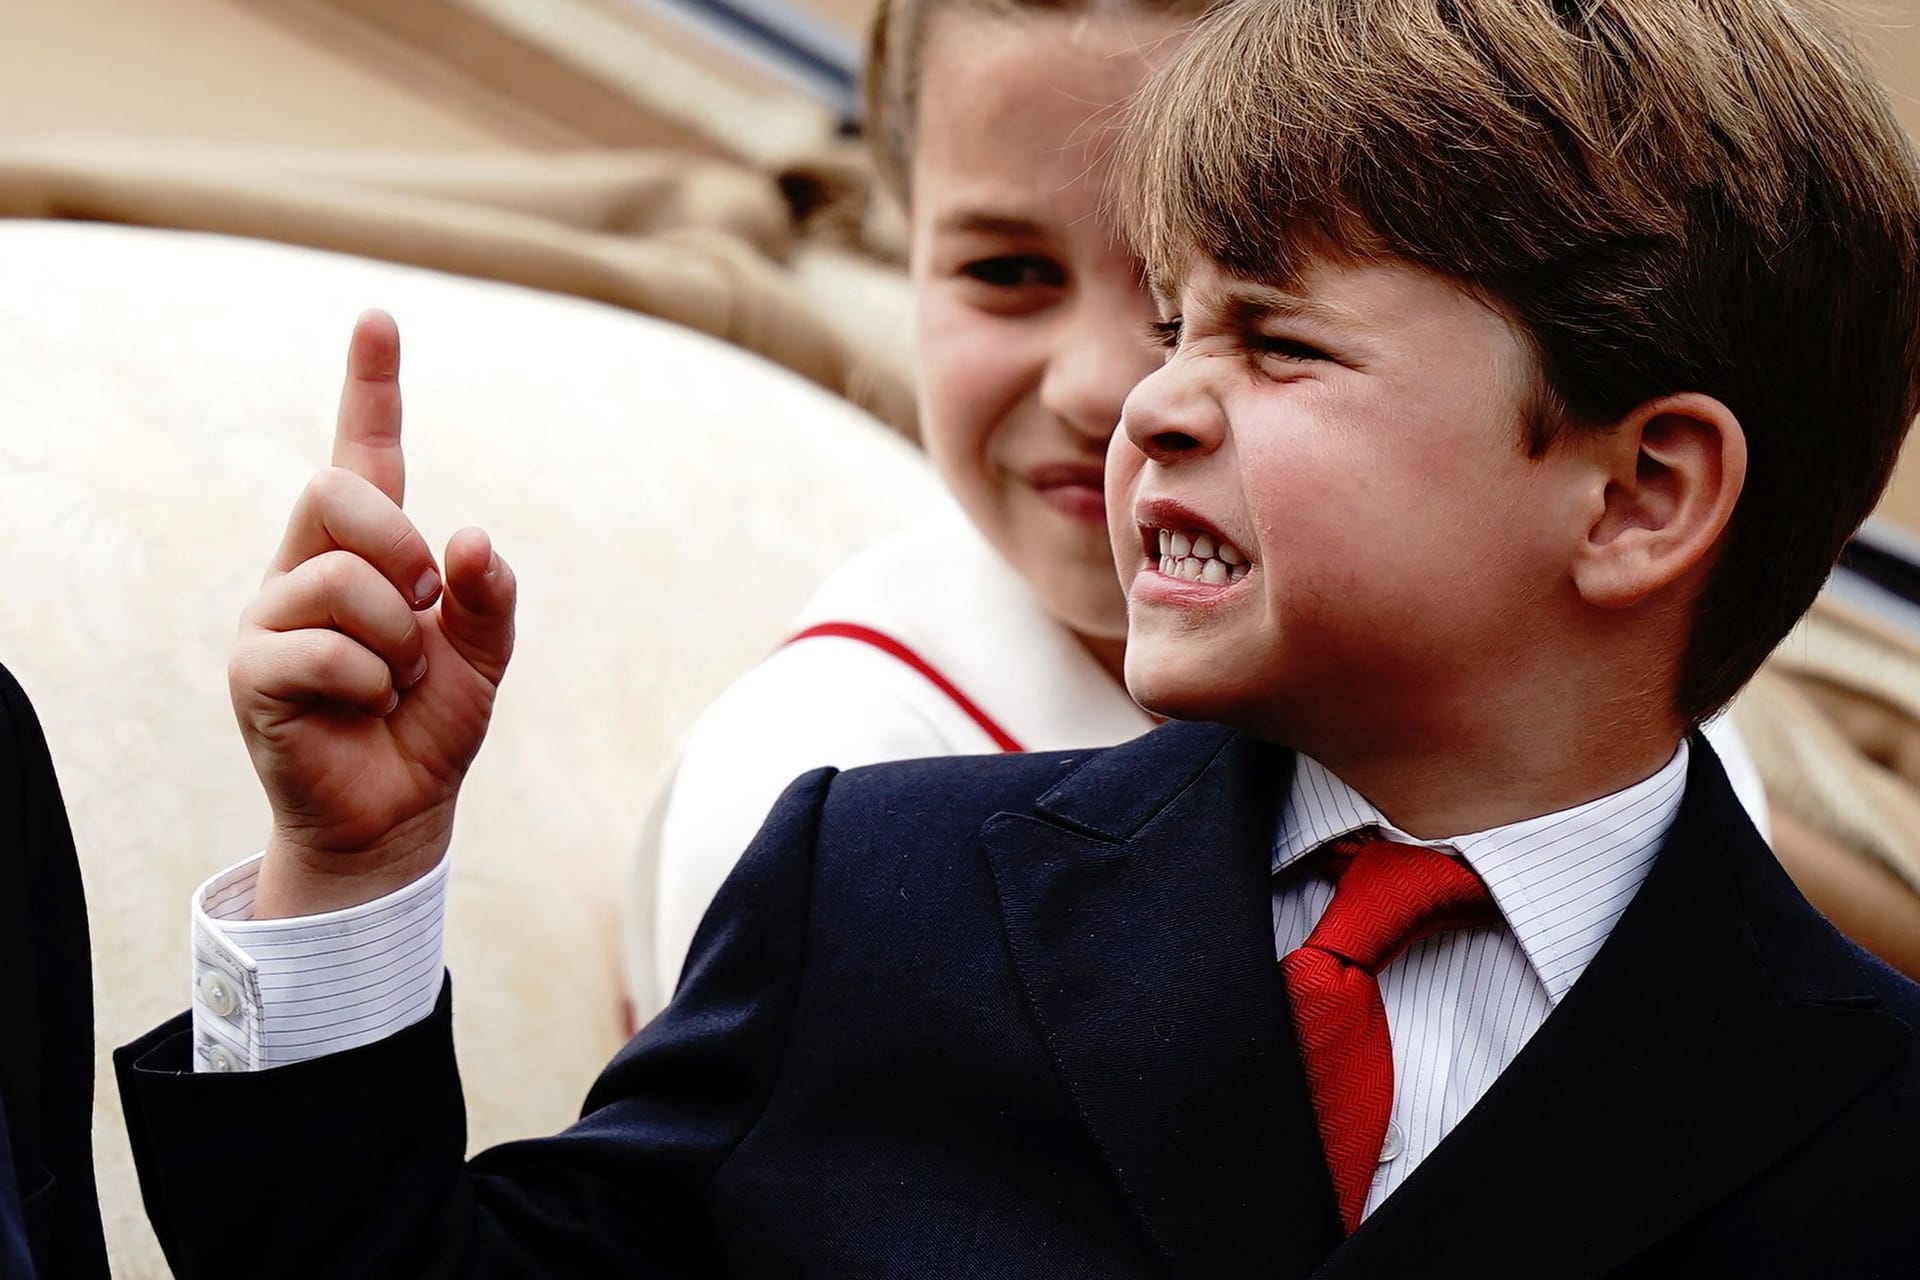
[1146,273,1365,333]
[1198,282,1374,336]
[1147,272,1181,312]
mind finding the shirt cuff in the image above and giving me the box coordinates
[190,852,449,1073]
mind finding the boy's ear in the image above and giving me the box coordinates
[1569,392,1747,610]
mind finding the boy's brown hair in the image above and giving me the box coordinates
[1122,0,1920,722]
[863,0,1218,202]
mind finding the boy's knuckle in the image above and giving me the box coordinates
[307,467,349,506]
[297,565,338,619]
[383,522,421,564]
[303,630,351,684]
[319,549,377,603]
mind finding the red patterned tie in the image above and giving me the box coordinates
[1279,833,1499,1234]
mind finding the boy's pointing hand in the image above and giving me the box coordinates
[230,310,517,918]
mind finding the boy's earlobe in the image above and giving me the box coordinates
[1570,393,1748,611]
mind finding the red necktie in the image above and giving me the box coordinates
[1279,833,1499,1234]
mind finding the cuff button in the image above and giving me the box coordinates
[199,972,239,1019]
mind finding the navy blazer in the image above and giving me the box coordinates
[118,722,1920,1277]
[0,664,109,1278]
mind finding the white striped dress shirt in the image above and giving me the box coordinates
[189,739,1691,1226]
[1273,742,1688,1221]
[190,854,447,1073]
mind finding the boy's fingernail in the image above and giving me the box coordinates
[403,656,428,688]
[412,568,441,605]
[380,689,400,715]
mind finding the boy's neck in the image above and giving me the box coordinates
[1298,699,1689,842]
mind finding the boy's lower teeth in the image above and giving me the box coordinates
[1158,556,1249,584]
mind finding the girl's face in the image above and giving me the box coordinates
[908,11,1183,663]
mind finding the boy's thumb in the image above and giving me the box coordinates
[438,527,516,687]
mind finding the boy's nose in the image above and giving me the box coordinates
[1120,358,1225,463]
[1039,301,1161,444]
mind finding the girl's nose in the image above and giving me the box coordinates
[1120,357,1225,463]
[1039,297,1161,444]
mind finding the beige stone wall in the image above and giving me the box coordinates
[1856,4,1920,526]
[1861,2,1920,140]
[0,0,843,157]
[1,0,535,148]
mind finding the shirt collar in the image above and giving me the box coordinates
[1273,742,1690,1006]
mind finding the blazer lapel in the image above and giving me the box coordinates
[1317,741,1912,1279]
[981,722,1343,1280]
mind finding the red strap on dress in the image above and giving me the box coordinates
[784,622,1025,752]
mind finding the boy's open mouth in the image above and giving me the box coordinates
[1141,525,1252,584]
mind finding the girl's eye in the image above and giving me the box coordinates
[1146,318,1183,351]
[959,256,1065,289]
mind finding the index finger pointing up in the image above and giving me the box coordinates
[333,309,406,506]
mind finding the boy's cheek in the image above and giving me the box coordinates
[1103,437,1146,562]
[1103,433,1144,500]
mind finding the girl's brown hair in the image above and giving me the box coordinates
[863,0,1218,202]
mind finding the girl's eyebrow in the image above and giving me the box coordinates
[934,211,1046,237]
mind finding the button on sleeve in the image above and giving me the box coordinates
[190,852,450,1072]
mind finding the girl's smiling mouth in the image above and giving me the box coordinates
[1027,462,1110,524]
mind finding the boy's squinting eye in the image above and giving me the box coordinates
[1251,333,1334,365]
[959,255,1066,289]
[1146,317,1331,370]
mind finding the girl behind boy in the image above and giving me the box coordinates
[632,0,1773,1010]
[633,0,1209,1008]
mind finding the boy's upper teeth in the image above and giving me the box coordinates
[1153,526,1252,583]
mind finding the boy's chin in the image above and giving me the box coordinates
[1124,653,1266,729]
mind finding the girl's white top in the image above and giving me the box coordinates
[638,503,1156,1009]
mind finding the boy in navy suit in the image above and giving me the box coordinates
[118,0,1920,1275]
